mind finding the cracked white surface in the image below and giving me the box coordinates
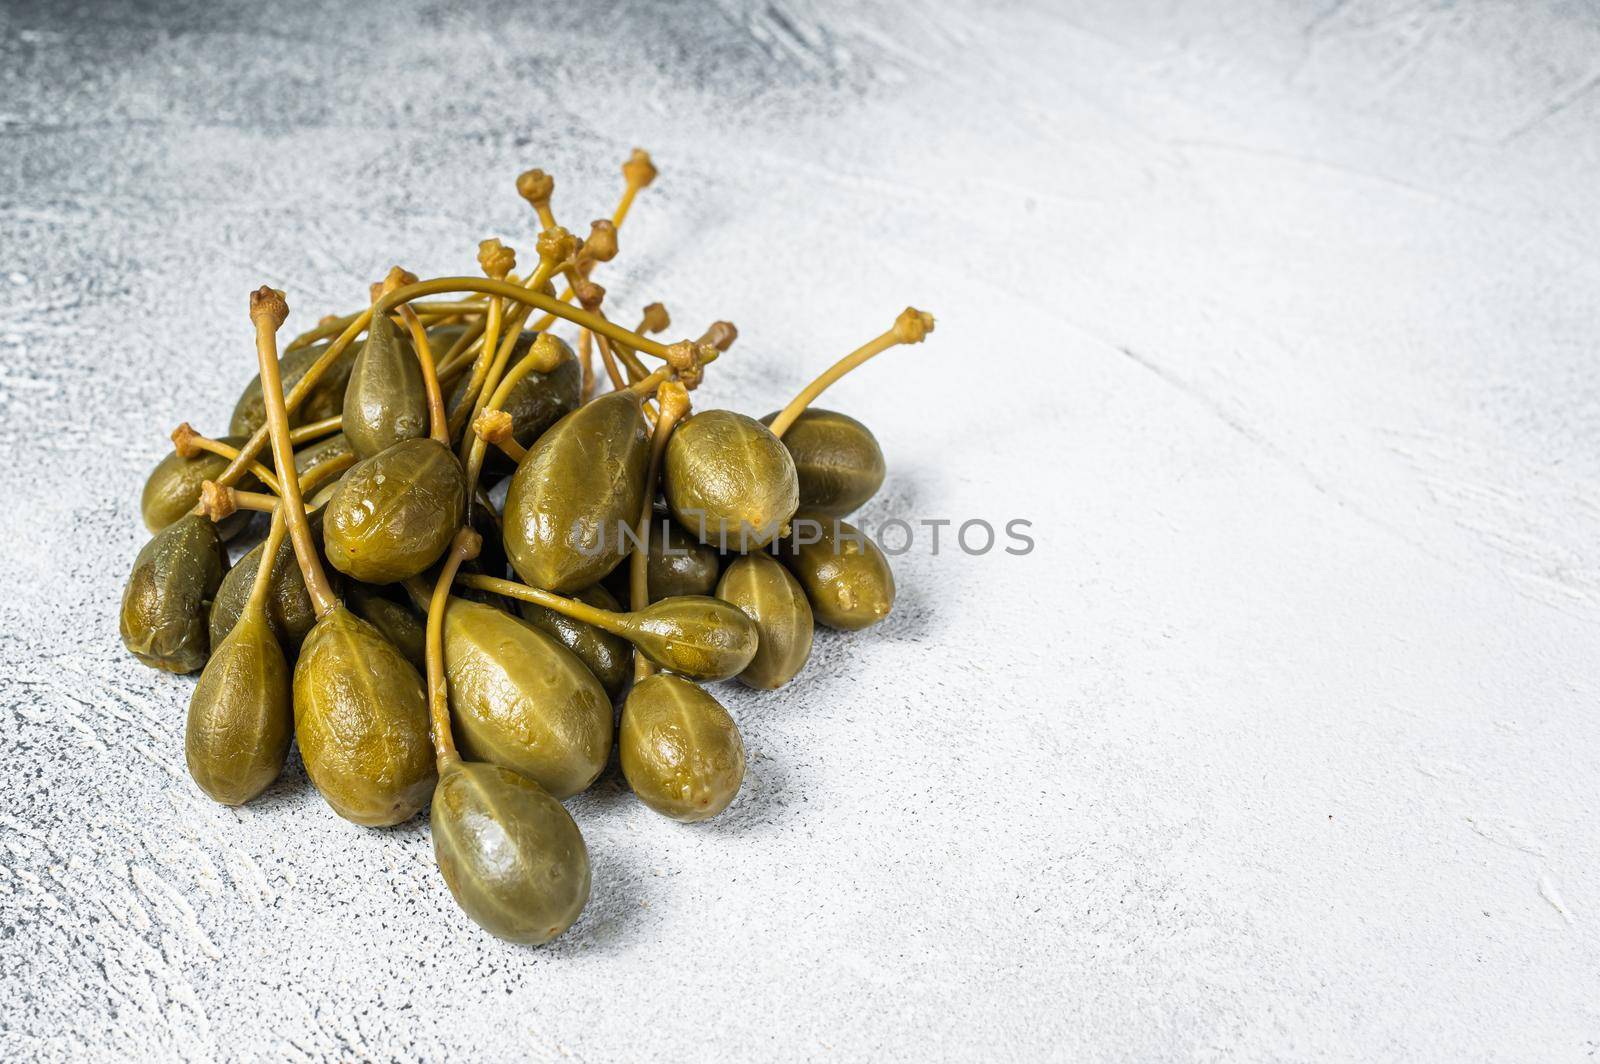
[2,1,1598,1060]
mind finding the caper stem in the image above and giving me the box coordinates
[630,383,691,681]
[457,574,633,638]
[172,429,282,495]
[285,302,483,352]
[216,308,374,489]
[287,416,342,446]
[425,527,482,770]
[397,305,451,447]
[241,506,289,618]
[766,309,936,439]
[768,326,909,439]
[250,288,339,618]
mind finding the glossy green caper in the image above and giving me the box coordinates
[440,596,612,799]
[229,338,359,438]
[604,517,720,602]
[663,409,798,550]
[293,605,435,825]
[119,515,228,673]
[760,409,885,517]
[343,310,426,460]
[140,434,254,538]
[622,596,759,682]
[346,584,426,671]
[293,432,354,476]
[432,759,590,944]
[185,609,291,805]
[209,513,327,652]
[323,437,467,584]
[503,388,649,593]
[619,673,744,822]
[779,513,895,631]
[518,584,633,701]
[448,331,580,475]
[715,553,814,689]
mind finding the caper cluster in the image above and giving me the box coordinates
[120,151,934,944]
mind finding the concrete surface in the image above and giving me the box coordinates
[2,0,1598,1060]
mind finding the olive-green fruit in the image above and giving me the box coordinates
[343,311,426,460]
[440,596,611,799]
[347,584,426,671]
[185,610,291,805]
[293,605,435,825]
[779,514,895,631]
[448,332,580,475]
[716,553,813,689]
[119,515,228,673]
[323,438,466,584]
[619,673,744,822]
[518,584,633,702]
[503,389,649,593]
[140,435,255,538]
[664,410,798,550]
[293,432,354,477]
[604,518,720,602]
[209,513,327,652]
[465,502,509,582]
[760,409,885,517]
[230,338,359,438]
[432,760,590,944]
[621,596,759,682]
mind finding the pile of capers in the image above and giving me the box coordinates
[121,150,934,944]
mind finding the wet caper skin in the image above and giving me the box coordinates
[209,512,327,652]
[346,584,427,671]
[760,409,885,517]
[664,410,798,551]
[518,584,633,702]
[343,311,426,460]
[442,597,612,799]
[448,332,580,476]
[716,552,814,689]
[503,389,649,593]
[644,519,722,600]
[627,596,760,682]
[140,434,255,538]
[185,612,291,805]
[229,338,359,438]
[779,513,896,631]
[293,606,435,826]
[119,515,228,673]
[620,673,745,822]
[323,437,467,584]
[293,432,354,476]
[432,760,590,944]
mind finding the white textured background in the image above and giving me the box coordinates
[2,1,1598,1060]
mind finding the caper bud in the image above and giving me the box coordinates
[663,409,798,550]
[343,310,426,459]
[119,514,228,673]
[760,409,884,517]
[322,437,467,584]
[779,513,895,631]
[716,552,813,688]
[518,584,633,701]
[432,760,590,944]
[140,434,255,538]
[619,673,744,822]
[185,608,291,805]
[293,605,435,825]
[503,389,650,593]
[441,596,612,799]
